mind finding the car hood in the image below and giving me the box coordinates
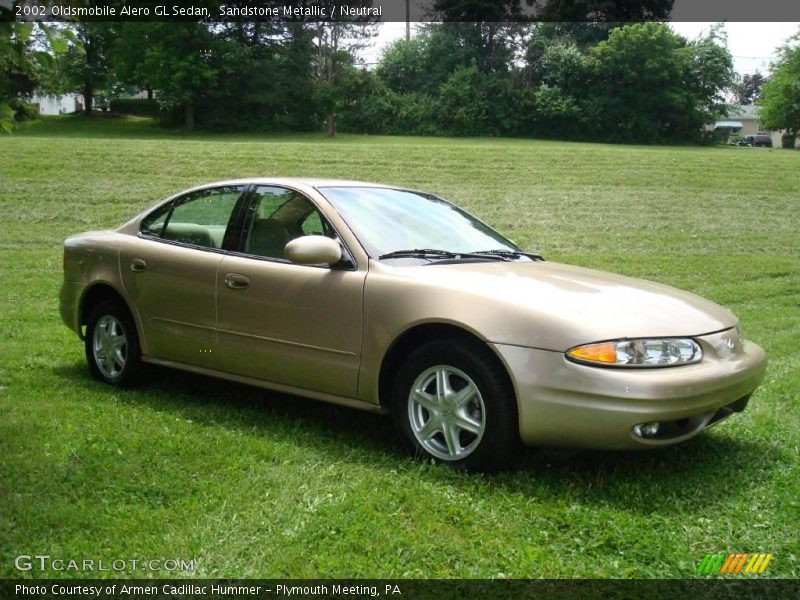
[371,260,737,350]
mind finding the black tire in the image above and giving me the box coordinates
[85,299,143,388]
[391,338,520,473]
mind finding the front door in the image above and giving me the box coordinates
[216,186,366,398]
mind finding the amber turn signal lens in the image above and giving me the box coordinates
[567,342,617,364]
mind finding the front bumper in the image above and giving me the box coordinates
[492,329,767,450]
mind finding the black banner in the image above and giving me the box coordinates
[4,0,800,23]
[2,579,800,600]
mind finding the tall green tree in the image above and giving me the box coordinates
[136,22,217,130]
[678,26,734,132]
[585,23,732,143]
[313,21,376,137]
[0,21,71,132]
[113,23,159,99]
[760,34,800,138]
[371,23,522,136]
[517,42,588,138]
[535,0,674,22]
[0,22,38,131]
[60,22,114,115]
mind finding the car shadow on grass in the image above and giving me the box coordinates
[55,361,403,457]
[504,434,778,514]
[54,361,780,515]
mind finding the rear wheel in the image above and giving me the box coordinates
[85,300,143,387]
[391,339,520,473]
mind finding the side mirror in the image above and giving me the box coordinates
[284,235,343,266]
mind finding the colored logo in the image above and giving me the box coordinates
[697,552,773,575]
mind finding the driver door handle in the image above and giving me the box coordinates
[224,273,250,290]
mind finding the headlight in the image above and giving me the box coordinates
[566,338,702,368]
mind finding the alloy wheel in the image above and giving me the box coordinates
[407,365,486,461]
[92,314,128,379]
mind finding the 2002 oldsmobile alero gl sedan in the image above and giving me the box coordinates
[60,179,767,472]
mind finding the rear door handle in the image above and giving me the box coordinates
[224,273,250,290]
[130,258,147,272]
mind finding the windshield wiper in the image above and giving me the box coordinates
[472,249,545,261]
[378,249,459,260]
[378,249,518,261]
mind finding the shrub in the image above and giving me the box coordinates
[110,98,160,117]
[11,99,39,122]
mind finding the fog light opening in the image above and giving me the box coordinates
[633,422,662,439]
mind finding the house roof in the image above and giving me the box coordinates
[728,105,760,120]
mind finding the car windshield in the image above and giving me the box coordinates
[318,186,522,259]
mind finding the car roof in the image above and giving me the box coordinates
[117,178,427,236]
[194,177,399,190]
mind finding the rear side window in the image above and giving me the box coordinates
[141,204,170,237]
[141,185,245,249]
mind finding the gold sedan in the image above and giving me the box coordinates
[60,179,766,472]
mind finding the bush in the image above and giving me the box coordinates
[708,127,734,145]
[110,98,160,117]
[11,99,39,122]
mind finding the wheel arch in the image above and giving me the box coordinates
[377,322,516,412]
[78,282,142,347]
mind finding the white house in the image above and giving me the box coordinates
[30,94,84,115]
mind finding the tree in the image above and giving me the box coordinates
[585,23,732,143]
[517,42,588,138]
[586,23,685,142]
[0,23,38,131]
[113,23,160,99]
[0,21,71,132]
[376,36,429,95]
[432,0,674,21]
[535,0,674,22]
[136,23,217,130]
[734,72,765,105]
[431,0,521,21]
[370,23,522,136]
[112,21,318,132]
[760,35,800,138]
[60,22,113,115]
[678,26,734,130]
[436,64,489,135]
[313,21,376,137]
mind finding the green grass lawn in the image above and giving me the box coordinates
[1,115,798,578]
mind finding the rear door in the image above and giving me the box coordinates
[120,185,248,366]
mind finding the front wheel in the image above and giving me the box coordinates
[85,300,143,387]
[391,339,520,473]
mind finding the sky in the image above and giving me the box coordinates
[363,22,800,76]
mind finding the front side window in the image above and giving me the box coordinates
[141,185,245,249]
[241,186,336,260]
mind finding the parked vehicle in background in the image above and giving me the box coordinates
[737,134,772,147]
